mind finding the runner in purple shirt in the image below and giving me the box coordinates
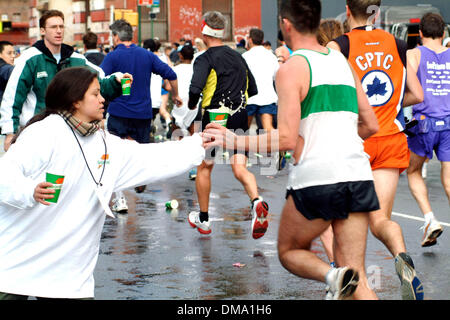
[406,13,450,247]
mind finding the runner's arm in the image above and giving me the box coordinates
[188,55,209,109]
[168,78,182,106]
[403,49,423,107]
[275,55,304,151]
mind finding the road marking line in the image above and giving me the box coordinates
[392,211,450,228]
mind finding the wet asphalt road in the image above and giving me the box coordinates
[93,151,450,301]
[1,136,448,301]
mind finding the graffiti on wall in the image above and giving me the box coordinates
[173,6,260,43]
[175,5,203,40]
[179,5,202,26]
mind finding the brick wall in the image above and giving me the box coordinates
[168,0,261,43]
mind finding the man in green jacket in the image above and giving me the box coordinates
[0,10,129,151]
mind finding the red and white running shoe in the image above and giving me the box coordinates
[188,211,211,235]
[251,198,269,239]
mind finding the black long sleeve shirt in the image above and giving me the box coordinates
[188,45,257,110]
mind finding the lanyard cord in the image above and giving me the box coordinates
[68,126,107,187]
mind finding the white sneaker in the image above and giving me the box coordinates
[112,196,128,213]
[251,198,269,239]
[421,218,443,247]
[188,211,211,234]
[325,267,359,300]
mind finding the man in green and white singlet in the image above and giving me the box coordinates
[203,0,380,300]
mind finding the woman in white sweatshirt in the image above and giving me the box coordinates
[0,67,205,299]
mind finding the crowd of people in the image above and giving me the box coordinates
[0,0,449,300]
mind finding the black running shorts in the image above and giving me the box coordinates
[286,180,380,221]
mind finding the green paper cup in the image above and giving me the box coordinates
[209,110,229,127]
[46,173,65,203]
[121,78,131,96]
[165,199,179,210]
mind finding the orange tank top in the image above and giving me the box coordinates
[347,27,406,137]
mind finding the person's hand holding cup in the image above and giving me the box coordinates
[115,72,133,96]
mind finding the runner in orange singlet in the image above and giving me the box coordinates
[328,0,425,300]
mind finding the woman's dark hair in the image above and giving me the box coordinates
[45,67,97,113]
[11,67,98,144]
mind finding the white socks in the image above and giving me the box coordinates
[325,267,336,285]
[424,212,435,225]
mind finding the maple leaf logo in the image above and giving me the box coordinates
[366,76,387,98]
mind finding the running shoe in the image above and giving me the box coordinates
[421,218,443,247]
[188,211,211,235]
[251,198,269,239]
[135,185,146,193]
[111,196,128,214]
[394,252,424,300]
[325,267,359,300]
[188,168,197,180]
